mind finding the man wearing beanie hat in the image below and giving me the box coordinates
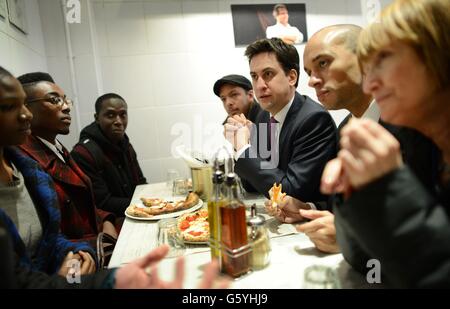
[213,74,263,125]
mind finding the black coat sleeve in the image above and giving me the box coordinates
[71,145,131,216]
[13,266,115,289]
[130,145,147,185]
[335,167,450,288]
[334,205,373,275]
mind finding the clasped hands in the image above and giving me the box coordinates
[321,118,403,195]
[224,114,252,152]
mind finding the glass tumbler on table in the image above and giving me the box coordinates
[157,218,185,258]
[303,265,340,289]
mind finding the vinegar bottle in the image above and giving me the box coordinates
[220,172,250,278]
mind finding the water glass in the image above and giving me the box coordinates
[157,218,185,258]
[166,169,180,189]
[173,178,188,196]
[303,265,340,289]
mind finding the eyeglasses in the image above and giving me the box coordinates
[26,95,74,108]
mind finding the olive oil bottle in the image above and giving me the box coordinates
[207,160,226,261]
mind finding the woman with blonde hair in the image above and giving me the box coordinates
[321,0,450,287]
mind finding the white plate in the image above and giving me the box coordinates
[125,199,204,221]
[183,240,208,245]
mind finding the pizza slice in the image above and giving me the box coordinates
[269,183,286,211]
[138,192,200,216]
[126,192,200,217]
[126,204,155,218]
[177,209,209,242]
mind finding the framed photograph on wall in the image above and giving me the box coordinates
[7,0,27,34]
[0,0,7,19]
[231,3,307,47]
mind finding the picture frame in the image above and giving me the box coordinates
[231,3,308,47]
[7,0,27,34]
[0,0,7,19]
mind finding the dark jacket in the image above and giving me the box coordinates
[18,135,114,246]
[71,122,147,216]
[338,114,439,188]
[0,147,94,275]
[335,115,441,286]
[235,92,337,207]
[335,167,450,287]
[222,101,263,125]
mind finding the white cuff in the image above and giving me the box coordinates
[306,202,317,210]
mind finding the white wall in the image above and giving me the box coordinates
[0,0,47,76]
[37,0,390,183]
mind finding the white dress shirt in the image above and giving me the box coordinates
[235,95,294,160]
[360,100,380,121]
[37,136,67,163]
[266,23,304,44]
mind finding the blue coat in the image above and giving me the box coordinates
[0,147,95,274]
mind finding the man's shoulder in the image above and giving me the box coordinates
[247,102,264,122]
[72,138,106,164]
[292,93,331,118]
[285,94,336,134]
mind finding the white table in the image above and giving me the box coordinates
[110,182,374,288]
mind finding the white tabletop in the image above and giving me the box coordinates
[110,182,374,289]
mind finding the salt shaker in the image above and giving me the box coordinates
[247,205,271,270]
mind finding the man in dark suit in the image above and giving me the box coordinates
[17,72,117,268]
[225,38,337,207]
[213,74,262,125]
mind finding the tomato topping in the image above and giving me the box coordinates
[188,231,202,236]
[180,221,190,230]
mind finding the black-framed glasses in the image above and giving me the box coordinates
[26,95,73,108]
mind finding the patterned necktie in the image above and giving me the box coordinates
[57,146,70,164]
[268,116,279,150]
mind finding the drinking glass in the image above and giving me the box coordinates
[166,169,180,190]
[173,178,188,196]
[303,265,340,289]
[157,218,185,258]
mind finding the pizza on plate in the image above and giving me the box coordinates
[177,209,209,242]
[126,192,199,218]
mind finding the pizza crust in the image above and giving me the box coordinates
[126,192,200,217]
[126,205,155,218]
